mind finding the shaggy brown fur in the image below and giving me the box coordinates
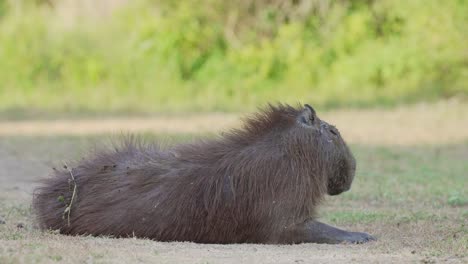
[32,103,373,244]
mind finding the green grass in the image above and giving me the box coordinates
[342,144,468,205]
[0,0,466,115]
[323,211,389,225]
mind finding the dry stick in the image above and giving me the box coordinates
[63,164,77,227]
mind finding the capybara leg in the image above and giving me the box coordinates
[279,220,376,244]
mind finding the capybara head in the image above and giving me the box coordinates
[296,104,356,195]
[246,104,356,196]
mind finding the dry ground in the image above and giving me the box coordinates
[0,99,467,146]
[0,100,467,263]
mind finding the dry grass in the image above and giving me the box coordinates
[0,100,467,145]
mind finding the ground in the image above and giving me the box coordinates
[0,100,467,263]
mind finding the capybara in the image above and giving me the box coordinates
[33,103,375,244]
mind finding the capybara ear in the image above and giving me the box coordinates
[299,104,316,126]
[304,104,316,116]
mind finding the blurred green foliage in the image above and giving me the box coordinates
[0,0,466,114]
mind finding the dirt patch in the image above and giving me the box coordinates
[0,236,428,264]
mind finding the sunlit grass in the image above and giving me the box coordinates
[0,0,466,114]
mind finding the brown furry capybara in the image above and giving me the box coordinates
[33,103,375,244]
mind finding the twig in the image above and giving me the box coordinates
[63,163,77,227]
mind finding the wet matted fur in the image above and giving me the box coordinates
[33,103,373,244]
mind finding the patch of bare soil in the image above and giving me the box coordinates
[1,237,430,264]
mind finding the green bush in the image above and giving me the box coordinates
[0,0,466,114]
